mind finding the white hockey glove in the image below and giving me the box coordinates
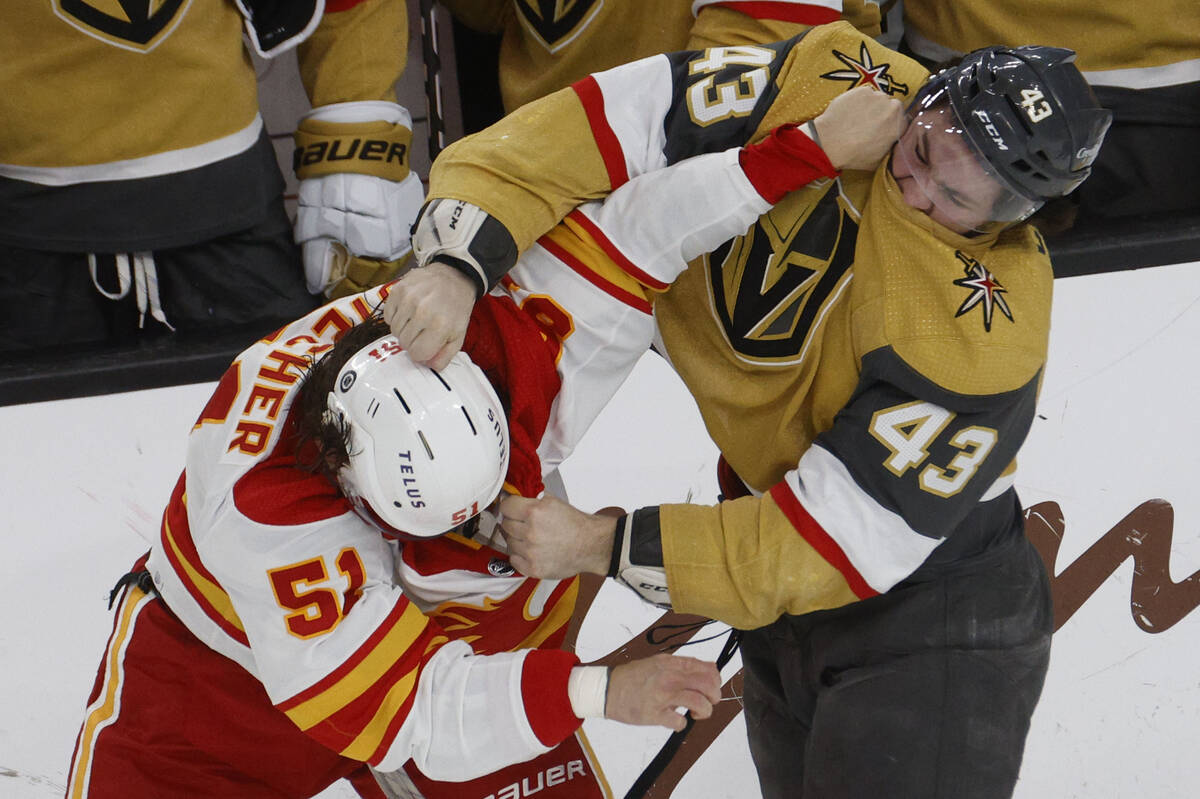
[411,198,518,299]
[608,508,673,610]
[293,101,425,297]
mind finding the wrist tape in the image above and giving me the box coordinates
[567,665,610,719]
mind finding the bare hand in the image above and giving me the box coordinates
[812,85,906,172]
[498,494,616,578]
[382,262,477,370]
[606,654,722,731]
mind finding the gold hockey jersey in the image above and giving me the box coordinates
[427,22,1054,629]
[445,0,884,112]
[901,0,1200,90]
[0,0,407,251]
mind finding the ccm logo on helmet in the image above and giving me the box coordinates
[972,110,1009,151]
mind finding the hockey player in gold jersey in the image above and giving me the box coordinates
[380,21,1111,798]
[0,1,420,352]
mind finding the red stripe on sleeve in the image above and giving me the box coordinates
[520,649,583,746]
[538,234,654,314]
[296,626,444,763]
[712,1,841,25]
[570,76,630,189]
[325,0,370,12]
[277,597,424,712]
[565,210,670,292]
[364,658,427,764]
[768,482,878,599]
[158,474,251,647]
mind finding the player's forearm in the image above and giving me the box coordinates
[298,0,408,106]
[657,497,861,629]
[418,133,834,304]
[426,87,613,254]
[375,645,583,778]
[569,148,773,289]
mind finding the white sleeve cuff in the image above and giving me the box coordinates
[567,665,610,719]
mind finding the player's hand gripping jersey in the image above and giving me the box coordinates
[424,22,1055,629]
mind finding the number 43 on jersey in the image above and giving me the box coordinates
[869,400,998,498]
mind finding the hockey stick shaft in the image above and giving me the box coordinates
[418,0,446,162]
[623,629,743,799]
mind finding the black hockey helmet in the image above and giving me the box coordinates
[915,45,1113,203]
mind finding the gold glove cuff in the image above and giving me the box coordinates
[293,118,412,182]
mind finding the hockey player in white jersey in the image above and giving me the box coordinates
[61,148,792,795]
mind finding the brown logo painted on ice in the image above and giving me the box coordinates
[561,501,1200,797]
[1024,499,1200,633]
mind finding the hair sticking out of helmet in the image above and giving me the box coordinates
[897,44,1112,233]
[326,335,510,539]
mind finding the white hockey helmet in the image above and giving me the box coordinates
[326,335,510,538]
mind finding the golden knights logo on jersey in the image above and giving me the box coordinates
[953,251,1013,332]
[515,0,603,53]
[54,0,192,52]
[706,183,857,362]
[821,42,911,96]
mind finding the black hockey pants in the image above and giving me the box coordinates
[0,201,316,352]
[741,530,1052,799]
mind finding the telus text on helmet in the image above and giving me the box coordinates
[396,450,425,508]
[487,407,508,467]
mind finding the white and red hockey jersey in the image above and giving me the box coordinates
[138,139,768,777]
[146,288,581,778]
